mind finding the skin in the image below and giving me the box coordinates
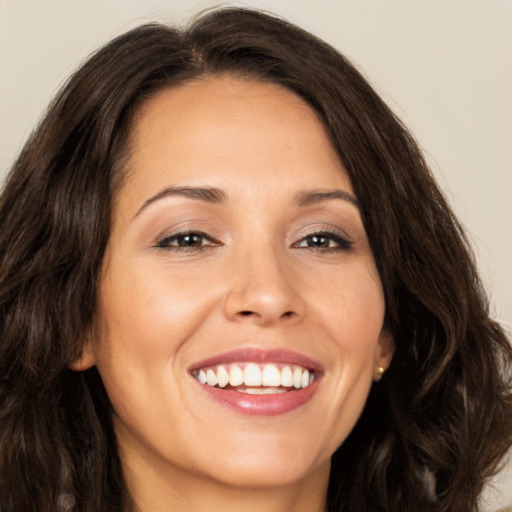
[76,76,394,512]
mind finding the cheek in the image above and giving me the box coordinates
[91,261,226,415]
[98,262,217,352]
[312,262,385,348]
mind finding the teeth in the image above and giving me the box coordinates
[301,370,310,388]
[216,365,229,388]
[239,387,287,395]
[244,363,262,386]
[229,365,244,386]
[281,365,293,387]
[293,367,303,389]
[206,369,218,387]
[194,363,316,391]
[198,369,207,384]
[262,364,281,387]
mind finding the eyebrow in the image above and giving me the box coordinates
[292,189,359,209]
[135,186,227,217]
[135,185,359,217]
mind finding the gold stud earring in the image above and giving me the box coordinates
[374,366,385,382]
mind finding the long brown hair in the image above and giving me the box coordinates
[1,8,510,512]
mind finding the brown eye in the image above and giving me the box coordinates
[156,231,219,250]
[295,232,353,252]
[174,233,205,247]
[303,235,333,248]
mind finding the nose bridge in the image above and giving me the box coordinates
[223,235,304,325]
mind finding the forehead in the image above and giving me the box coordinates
[132,75,321,133]
[120,76,352,212]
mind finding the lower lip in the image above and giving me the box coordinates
[194,379,320,416]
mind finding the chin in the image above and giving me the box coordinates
[189,435,332,490]
[206,456,329,490]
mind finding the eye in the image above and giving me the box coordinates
[155,231,220,251]
[294,231,353,252]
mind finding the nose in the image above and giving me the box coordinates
[223,245,306,326]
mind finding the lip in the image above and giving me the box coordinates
[189,347,324,373]
[189,348,323,416]
[195,379,320,416]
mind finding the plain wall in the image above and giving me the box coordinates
[1,0,511,508]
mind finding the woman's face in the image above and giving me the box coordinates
[78,77,393,493]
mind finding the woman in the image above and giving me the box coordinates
[0,7,510,512]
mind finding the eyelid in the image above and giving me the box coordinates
[289,223,353,242]
[154,229,221,250]
[291,228,354,251]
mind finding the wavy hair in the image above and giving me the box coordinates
[0,8,510,512]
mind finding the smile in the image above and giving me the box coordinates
[189,349,322,415]
[192,362,316,394]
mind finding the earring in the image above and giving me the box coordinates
[374,366,385,382]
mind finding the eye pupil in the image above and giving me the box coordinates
[179,234,203,246]
[308,235,328,247]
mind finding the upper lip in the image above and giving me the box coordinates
[189,347,324,373]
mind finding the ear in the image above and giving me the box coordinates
[69,338,96,372]
[373,329,395,382]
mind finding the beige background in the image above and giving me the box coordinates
[1,0,511,508]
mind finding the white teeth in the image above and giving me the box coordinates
[262,364,281,387]
[293,367,303,389]
[244,363,262,386]
[240,387,287,395]
[281,365,293,387]
[216,365,229,388]
[301,370,310,388]
[229,365,244,387]
[206,369,218,387]
[194,362,316,391]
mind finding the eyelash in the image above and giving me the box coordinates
[292,230,354,252]
[155,230,220,251]
[155,229,353,253]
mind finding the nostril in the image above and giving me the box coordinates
[239,310,293,318]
